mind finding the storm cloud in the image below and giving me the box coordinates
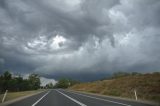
[0,0,160,81]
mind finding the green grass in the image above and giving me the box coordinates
[0,89,45,103]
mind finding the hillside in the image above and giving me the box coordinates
[69,73,160,103]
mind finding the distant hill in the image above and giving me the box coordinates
[69,72,160,103]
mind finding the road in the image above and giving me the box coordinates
[6,89,155,106]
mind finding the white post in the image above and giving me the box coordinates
[2,90,8,103]
[134,89,138,100]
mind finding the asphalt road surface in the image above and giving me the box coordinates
[6,89,156,106]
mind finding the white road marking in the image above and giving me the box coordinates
[56,90,87,106]
[32,91,50,106]
[65,90,132,106]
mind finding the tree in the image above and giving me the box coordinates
[0,71,42,92]
[3,71,12,80]
[0,75,4,93]
[28,74,41,90]
[54,78,80,88]
[131,72,142,76]
[55,78,70,88]
[112,72,130,78]
[14,76,23,91]
[2,71,12,92]
[20,79,31,91]
[68,79,80,86]
[45,83,54,89]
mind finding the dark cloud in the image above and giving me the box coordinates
[40,71,111,82]
[0,0,160,81]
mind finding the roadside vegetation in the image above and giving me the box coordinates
[0,71,80,92]
[0,71,80,102]
[53,78,80,88]
[0,71,47,103]
[0,90,44,102]
[69,72,160,103]
[0,71,41,94]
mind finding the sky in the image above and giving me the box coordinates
[0,0,160,83]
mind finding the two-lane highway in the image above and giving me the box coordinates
[6,89,156,106]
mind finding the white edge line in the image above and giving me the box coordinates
[65,90,132,106]
[32,91,50,106]
[56,90,87,106]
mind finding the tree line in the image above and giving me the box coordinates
[54,78,80,88]
[111,71,160,79]
[112,72,142,78]
[0,71,40,93]
[44,78,80,89]
[0,71,81,93]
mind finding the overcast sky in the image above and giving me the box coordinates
[0,0,160,82]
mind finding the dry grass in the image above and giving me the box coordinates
[70,73,160,103]
[0,89,44,103]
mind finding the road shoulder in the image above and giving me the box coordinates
[0,90,46,106]
[68,90,159,106]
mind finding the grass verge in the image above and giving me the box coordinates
[0,89,45,103]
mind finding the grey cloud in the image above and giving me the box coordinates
[0,0,160,81]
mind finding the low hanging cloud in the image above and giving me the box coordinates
[40,77,57,86]
[0,0,160,81]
